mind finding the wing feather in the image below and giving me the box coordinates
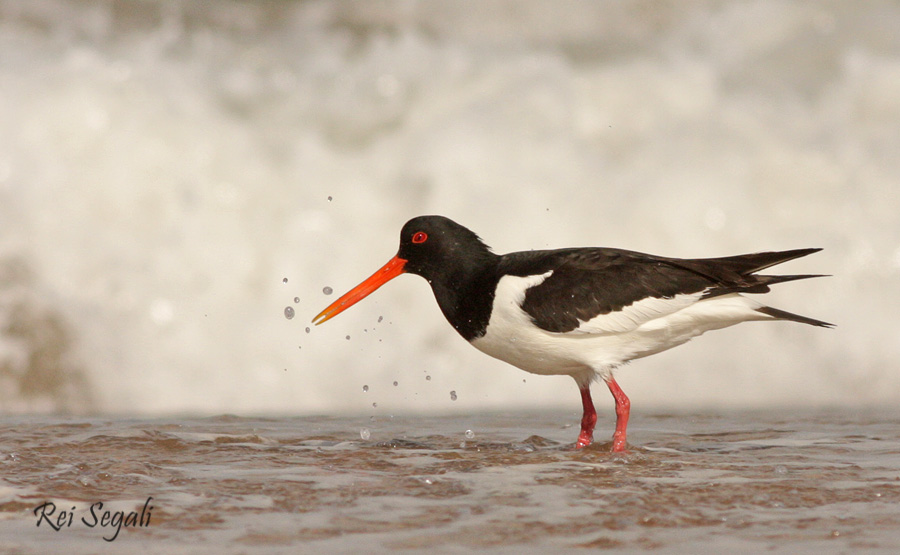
[507,249,712,334]
[499,246,827,335]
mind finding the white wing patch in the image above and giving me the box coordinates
[571,292,707,334]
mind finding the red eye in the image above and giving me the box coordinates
[412,231,428,244]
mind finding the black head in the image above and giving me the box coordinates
[313,215,495,325]
[397,215,494,281]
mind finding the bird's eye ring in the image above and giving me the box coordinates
[412,231,428,244]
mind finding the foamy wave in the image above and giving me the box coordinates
[1,1,897,414]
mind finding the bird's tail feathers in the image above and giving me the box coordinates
[713,248,823,275]
[756,305,834,328]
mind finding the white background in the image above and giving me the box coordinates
[1,0,897,416]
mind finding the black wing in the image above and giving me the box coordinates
[504,247,825,333]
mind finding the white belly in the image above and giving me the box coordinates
[470,274,769,385]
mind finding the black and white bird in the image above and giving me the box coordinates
[313,215,832,451]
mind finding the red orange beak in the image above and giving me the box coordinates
[312,256,407,325]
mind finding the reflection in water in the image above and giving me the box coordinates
[1,411,899,551]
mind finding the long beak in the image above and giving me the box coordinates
[312,255,407,325]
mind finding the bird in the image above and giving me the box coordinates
[312,215,832,452]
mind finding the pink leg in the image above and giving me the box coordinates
[575,385,597,449]
[605,377,631,452]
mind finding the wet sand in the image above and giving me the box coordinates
[2,409,899,553]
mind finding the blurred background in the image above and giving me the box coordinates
[0,0,897,417]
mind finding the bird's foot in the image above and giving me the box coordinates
[610,431,628,452]
[575,430,593,449]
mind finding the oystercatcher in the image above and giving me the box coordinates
[313,215,832,451]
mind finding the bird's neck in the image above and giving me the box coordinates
[427,252,500,341]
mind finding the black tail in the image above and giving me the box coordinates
[682,248,833,327]
[710,247,823,275]
[737,272,830,293]
[756,306,834,328]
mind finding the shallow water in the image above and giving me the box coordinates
[2,410,899,553]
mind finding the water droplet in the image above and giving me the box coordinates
[282,277,288,284]
[327,196,333,202]
[293,297,300,303]
[377,316,383,323]
[323,286,333,295]
[450,390,457,401]
[345,335,350,340]
[305,327,310,334]
[284,306,295,320]
[362,385,369,392]
[393,381,398,387]
[360,428,370,440]
[425,375,431,381]
[774,465,787,474]
[465,429,474,439]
